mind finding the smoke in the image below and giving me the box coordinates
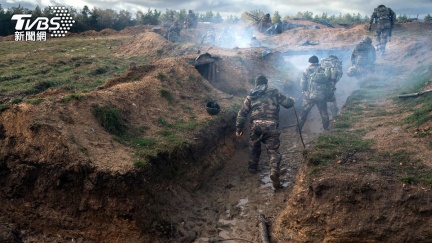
[200,24,259,49]
[280,49,360,133]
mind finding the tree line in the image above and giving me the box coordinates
[0,4,430,37]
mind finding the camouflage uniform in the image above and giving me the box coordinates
[259,14,272,33]
[167,21,181,42]
[299,63,331,131]
[320,55,343,116]
[348,37,376,78]
[236,76,294,189]
[369,5,396,54]
[186,10,198,29]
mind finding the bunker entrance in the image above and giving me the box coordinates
[192,53,219,82]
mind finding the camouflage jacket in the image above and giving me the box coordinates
[236,85,294,131]
[351,42,376,67]
[370,6,396,28]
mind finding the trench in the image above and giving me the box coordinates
[181,49,358,242]
[0,49,358,242]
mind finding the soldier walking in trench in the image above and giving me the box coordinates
[320,55,343,117]
[298,55,331,131]
[369,4,396,55]
[235,75,295,189]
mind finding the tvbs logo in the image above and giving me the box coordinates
[12,6,74,41]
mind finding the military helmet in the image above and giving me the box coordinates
[362,36,372,44]
[347,66,358,77]
[255,75,268,86]
[308,55,319,64]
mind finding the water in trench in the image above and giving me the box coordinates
[187,50,359,242]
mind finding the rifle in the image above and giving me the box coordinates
[245,12,260,23]
[398,89,432,99]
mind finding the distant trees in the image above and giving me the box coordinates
[0,4,228,36]
[1,4,429,37]
[397,14,409,23]
[272,11,281,23]
[241,10,370,25]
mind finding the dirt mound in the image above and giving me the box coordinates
[116,31,176,58]
[269,23,369,51]
[119,25,153,35]
[0,35,14,42]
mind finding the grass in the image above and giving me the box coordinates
[156,72,167,81]
[91,104,126,136]
[0,36,148,97]
[160,88,174,103]
[113,115,200,168]
[396,65,432,127]
[61,93,83,103]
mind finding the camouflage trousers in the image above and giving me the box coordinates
[299,98,329,131]
[375,27,391,53]
[248,120,281,175]
[326,89,339,117]
[328,100,339,117]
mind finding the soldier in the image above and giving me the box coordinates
[236,75,295,189]
[168,20,181,35]
[186,10,198,29]
[259,13,272,33]
[347,37,376,78]
[201,28,216,45]
[298,55,331,131]
[369,4,396,55]
[320,55,343,117]
[167,20,181,42]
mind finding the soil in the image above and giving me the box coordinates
[1,20,432,243]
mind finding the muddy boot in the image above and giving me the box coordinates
[248,166,258,174]
[248,161,260,174]
[270,171,282,189]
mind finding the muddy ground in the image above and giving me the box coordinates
[1,21,432,242]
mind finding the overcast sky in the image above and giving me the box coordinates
[1,0,430,19]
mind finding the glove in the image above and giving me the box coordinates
[236,129,243,137]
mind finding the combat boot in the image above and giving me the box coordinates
[270,171,283,189]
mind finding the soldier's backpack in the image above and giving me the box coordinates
[308,66,331,101]
[321,57,343,82]
[376,6,391,20]
[321,57,342,101]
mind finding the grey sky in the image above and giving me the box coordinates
[1,0,430,19]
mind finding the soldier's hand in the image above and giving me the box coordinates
[236,131,243,137]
